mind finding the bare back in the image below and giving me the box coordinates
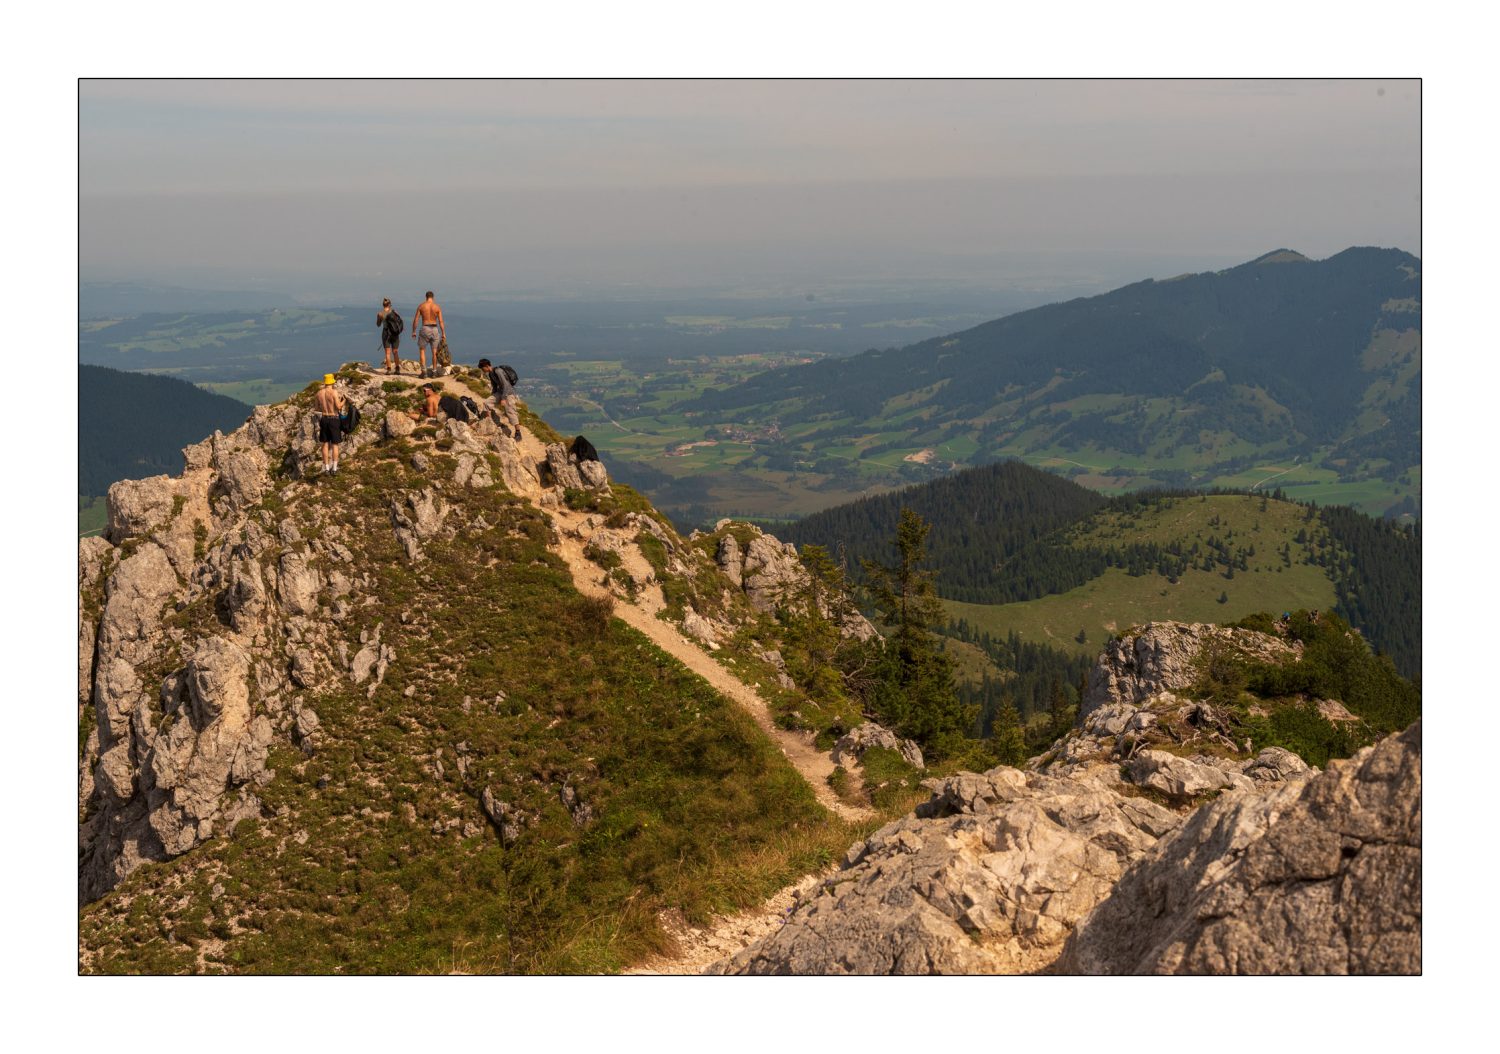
[416,300,443,325]
[314,387,345,415]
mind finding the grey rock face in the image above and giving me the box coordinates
[211,442,269,513]
[97,543,178,666]
[221,554,269,633]
[1058,721,1421,975]
[480,787,524,846]
[453,453,494,489]
[1243,746,1311,783]
[543,443,585,490]
[1082,622,1300,720]
[276,551,322,616]
[483,433,539,496]
[578,459,608,489]
[715,535,744,588]
[831,721,924,770]
[680,609,719,648]
[105,475,179,544]
[1124,750,1253,801]
[82,637,273,901]
[740,534,807,614]
[389,488,448,561]
[384,410,416,439]
[711,766,1179,975]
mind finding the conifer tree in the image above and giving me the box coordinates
[862,507,970,758]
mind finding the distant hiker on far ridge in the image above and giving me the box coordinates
[377,298,403,375]
[478,357,521,442]
[314,373,349,474]
[411,291,445,379]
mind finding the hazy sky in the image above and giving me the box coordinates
[79,79,1420,299]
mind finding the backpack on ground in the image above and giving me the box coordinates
[571,435,600,463]
[339,400,361,436]
[438,394,469,422]
[460,396,481,419]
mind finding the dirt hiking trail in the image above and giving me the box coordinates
[360,366,871,825]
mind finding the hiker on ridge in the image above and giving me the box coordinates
[411,291,445,379]
[377,298,403,375]
[314,373,349,474]
[477,357,521,442]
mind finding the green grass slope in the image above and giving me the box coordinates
[944,491,1418,678]
[79,418,862,974]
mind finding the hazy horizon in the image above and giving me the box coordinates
[80,79,1420,302]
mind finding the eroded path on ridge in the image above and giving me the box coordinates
[360,366,871,824]
[547,518,871,823]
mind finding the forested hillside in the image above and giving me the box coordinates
[784,460,1420,680]
[684,247,1421,515]
[79,365,252,498]
[780,460,1106,603]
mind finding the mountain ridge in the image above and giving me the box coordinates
[684,246,1420,515]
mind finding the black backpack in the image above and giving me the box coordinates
[438,394,469,422]
[571,435,600,463]
[460,396,481,419]
[339,400,361,436]
[381,310,403,340]
[499,364,519,387]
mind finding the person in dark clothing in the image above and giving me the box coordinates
[377,298,403,374]
[476,357,520,441]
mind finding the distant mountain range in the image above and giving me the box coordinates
[79,365,252,498]
[688,247,1421,515]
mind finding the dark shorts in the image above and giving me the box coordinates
[318,414,342,444]
[383,332,401,350]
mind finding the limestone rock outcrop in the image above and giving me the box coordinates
[710,766,1179,975]
[1082,622,1301,720]
[80,370,398,902]
[831,721,924,770]
[1059,721,1421,974]
[542,442,608,492]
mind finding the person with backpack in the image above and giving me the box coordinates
[313,373,349,474]
[377,298,404,374]
[477,357,521,442]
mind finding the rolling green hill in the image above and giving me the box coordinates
[685,248,1421,517]
[785,461,1419,681]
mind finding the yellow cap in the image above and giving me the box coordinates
[323,374,336,386]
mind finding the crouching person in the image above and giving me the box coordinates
[477,357,521,442]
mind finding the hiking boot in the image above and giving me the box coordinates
[514,428,523,441]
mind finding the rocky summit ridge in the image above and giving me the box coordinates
[78,365,897,972]
[78,366,1419,974]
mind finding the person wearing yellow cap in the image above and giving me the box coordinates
[313,373,349,474]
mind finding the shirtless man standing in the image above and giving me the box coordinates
[411,291,445,378]
[313,373,349,474]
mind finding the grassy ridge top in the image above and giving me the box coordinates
[80,418,863,974]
